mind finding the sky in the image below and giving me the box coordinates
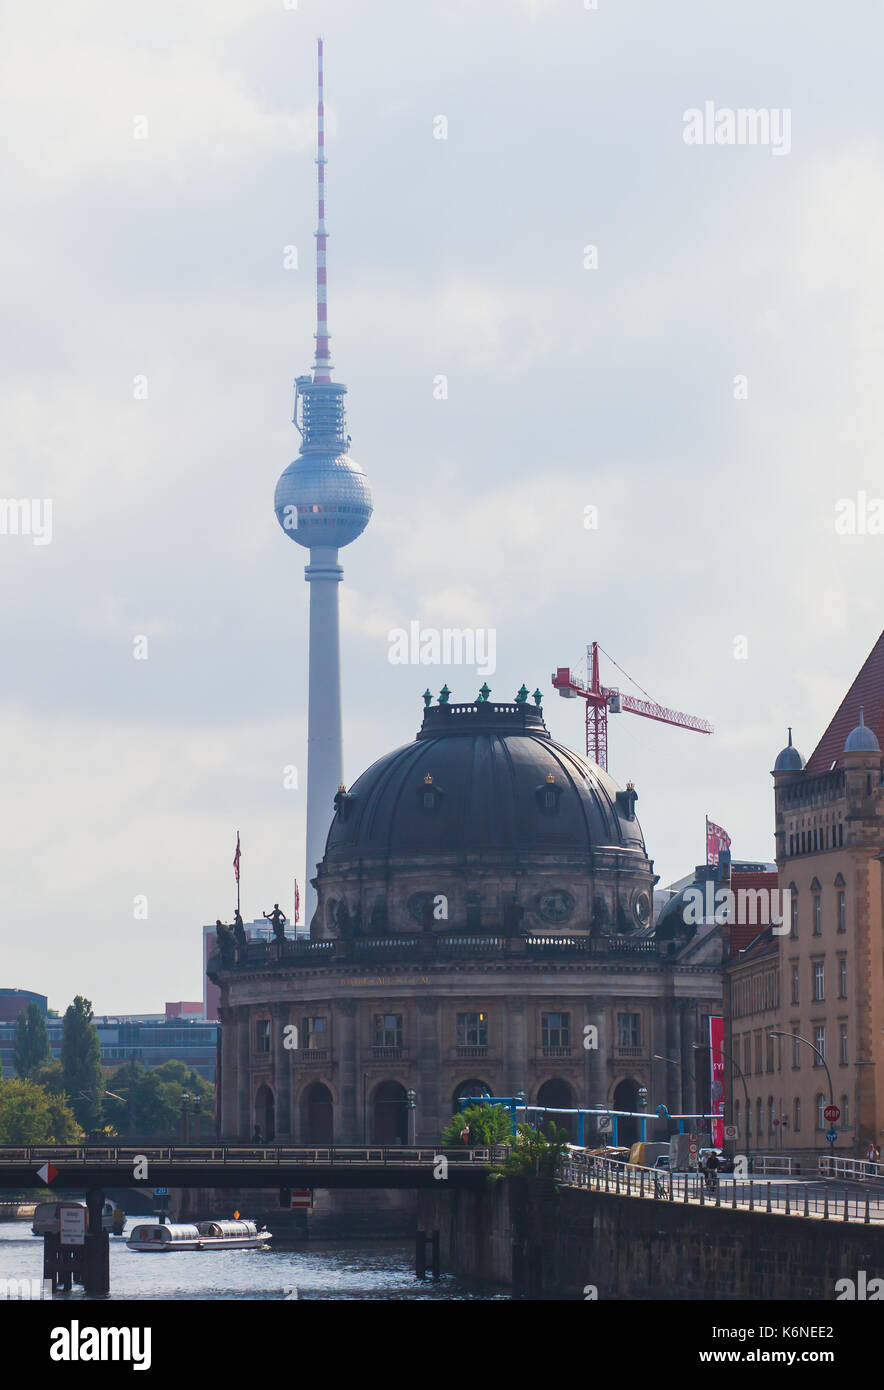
[3,0,884,1013]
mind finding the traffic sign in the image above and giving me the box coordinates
[826,1130,838,1144]
[597,1116,613,1134]
[154,1187,169,1196]
[823,1105,841,1123]
[36,1162,58,1185]
[290,1190,313,1210]
[723,1124,739,1141]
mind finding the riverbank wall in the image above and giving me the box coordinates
[417,1181,884,1299]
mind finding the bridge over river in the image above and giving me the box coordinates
[0,1144,500,1192]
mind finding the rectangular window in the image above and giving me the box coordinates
[790,896,798,939]
[255,1019,271,1053]
[754,1030,763,1075]
[766,1032,775,1073]
[840,1023,848,1066]
[617,1013,641,1048]
[791,965,800,1005]
[374,1013,403,1049]
[541,1012,570,1048]
[837,891,846,933]
[813,896,822,936]
[301,1016,326,1049]
[813,960,825,1002]
[839,957,847,999]
[814,1025,826,1065]
[792,1035,801,1070]
[457,1012,487,1048]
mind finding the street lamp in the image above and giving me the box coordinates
[769,1029,835,1154]
[406,1088,417,1146]
[692,1040,751,1153]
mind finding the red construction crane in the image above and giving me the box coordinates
[552,641,713,772]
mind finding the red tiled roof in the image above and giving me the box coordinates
[728,871,778,957]
[804,629,884,776]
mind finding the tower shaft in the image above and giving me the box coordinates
[304,546,343,926]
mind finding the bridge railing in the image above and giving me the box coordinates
[557,1151,884,1224]
[0,1144,508,1167]
[819,1154,884,1184]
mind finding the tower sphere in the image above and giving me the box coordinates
[274,449,372,550]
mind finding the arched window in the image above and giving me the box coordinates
[816,1094,827,1131]
[793,1098,801,1132]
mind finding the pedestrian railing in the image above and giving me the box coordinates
[557,1151,884,1225]
[819,1154,884,1183]
[0,1144,507,1168]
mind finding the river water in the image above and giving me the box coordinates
[0,1220,504,1300]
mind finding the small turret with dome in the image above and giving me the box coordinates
[773,727,805,773]
[844,707,881,755]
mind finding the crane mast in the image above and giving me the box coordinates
[552,641,713,772]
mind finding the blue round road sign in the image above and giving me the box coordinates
[826,1130,838,1144]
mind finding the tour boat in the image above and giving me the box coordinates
[127,1219,272,1251]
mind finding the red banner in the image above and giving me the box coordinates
[709,1015,725,1148]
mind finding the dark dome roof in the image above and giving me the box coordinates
[774,728,805,772]
[324,699,647,863]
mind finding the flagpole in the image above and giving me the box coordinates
[235,830,241,915]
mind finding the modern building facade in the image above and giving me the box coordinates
[0,998,218,1083]
[209,694,724,1146]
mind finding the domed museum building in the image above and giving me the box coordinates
[209,691,724,1148]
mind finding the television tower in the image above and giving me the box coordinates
[274,38,372,929]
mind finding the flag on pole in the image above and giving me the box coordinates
[233,831,241,883]
[294,879,300,926]
[706,817,731,866]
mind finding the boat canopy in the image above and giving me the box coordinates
[198,1219,258,1238]
[130,1224,200,1243]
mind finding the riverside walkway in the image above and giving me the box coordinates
[559,1151,884,1225]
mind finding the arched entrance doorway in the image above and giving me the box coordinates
[537,1078,574,1140]
[612,1078,640,1147]
[301,1083,333,1144]
[372,1080,409,1145]
[451,1079,492,1117]
[254,1084,275,1142]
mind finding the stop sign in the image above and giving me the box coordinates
[823,1104,841,1123]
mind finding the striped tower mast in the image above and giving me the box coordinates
[274,37,373,931]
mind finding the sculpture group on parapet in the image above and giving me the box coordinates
[214,908,254,965]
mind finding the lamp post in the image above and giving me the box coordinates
[769,1029,834,1155]
[637,1084,648,1142]
[653,1053,696,1105]
[406,1088,417,1146]
[180,1091,194,1145]
[693,1040,751,1153]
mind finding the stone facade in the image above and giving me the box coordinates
[209,697,724,1147]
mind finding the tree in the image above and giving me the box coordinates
[103,1061,215,1140]
[13,1003,52,1078]
[441,1102,513,1147]
[0,1078,83,1144]
[490,1121,571,1182]
[32,1061,65,1094]
[61,996,104,1132]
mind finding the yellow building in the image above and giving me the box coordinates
[770,630,884,1157]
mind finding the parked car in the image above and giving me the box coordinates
[653,1155,670,1171]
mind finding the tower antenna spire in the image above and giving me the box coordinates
[313,36,332,383]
